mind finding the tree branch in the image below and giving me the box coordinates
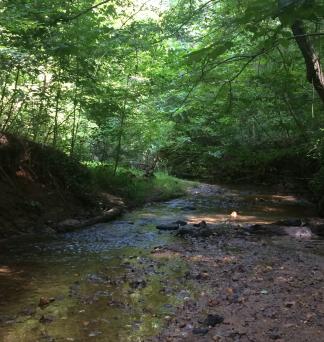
[54,0,111,24]
[119,0,151,28]
[289,32,324,39]
[155,0,219,44]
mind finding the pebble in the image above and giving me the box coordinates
[203,314,224,327]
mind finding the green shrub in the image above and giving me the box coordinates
[85,162,192,205]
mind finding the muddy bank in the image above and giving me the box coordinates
[0,182,324,341]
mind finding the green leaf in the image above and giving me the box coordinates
[188,41,233,62]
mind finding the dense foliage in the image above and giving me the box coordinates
[0,1,323,203]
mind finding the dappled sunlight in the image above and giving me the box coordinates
[187,254,213,262]
[0,266,13,275]
[15,169,34,181]
[151,249,181,259]
[187,254,237,265]
[151,247,238,267]
[184,213,274,225]
[140,213,162,218]
[274,275,292,284]
[257,205,286,213]
[257,194,299,203]
[0,134,9,146]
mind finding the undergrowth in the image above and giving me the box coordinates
[85,162,193,205]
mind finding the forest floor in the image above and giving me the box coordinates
[1,182,324,341]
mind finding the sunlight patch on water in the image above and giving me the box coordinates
[185,213,273,225]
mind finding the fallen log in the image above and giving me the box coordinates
[56,207,123,232]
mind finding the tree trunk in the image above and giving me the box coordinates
[70,89,79,156]
[291,20,324,104]
[0,73,9,120]
[2,67,21,130]
[113,109,126,176]
[114,75,130,175]
[33,73,48,141]
[53,85,61,147]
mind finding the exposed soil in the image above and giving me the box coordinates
[0,133,121,239]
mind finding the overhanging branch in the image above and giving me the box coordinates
[52,0,111,25]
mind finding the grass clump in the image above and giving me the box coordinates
[85,162,193,206]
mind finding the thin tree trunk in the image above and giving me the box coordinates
[291,20,324,104]
[44,124,53,145]
[6,98,26,132]
[113,109,126,175]
[34,73,48,141]
[53,84,61,147]
[2,67,21,131]
[0,73,9,120]
[114,76,130,175]
[70,89,79,156]
[113,44,140,175]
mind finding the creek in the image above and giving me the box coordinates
[0,183,322,341]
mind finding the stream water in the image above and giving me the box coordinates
[0,183,322,341]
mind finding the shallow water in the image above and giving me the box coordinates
[0,183,322,341]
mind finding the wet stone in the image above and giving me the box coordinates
[39,296,55,308]
[86,274,109,284]
[156,224,179,231]
[39,315,55,324]
[129,279,147,289]
[20,307,36,316]
[0,315,16,324]
[268,328,282,340]
[69,281,81,298]
[89,331,102,337]
[285,301,296,308]
[39,332,55,342]
[182,206,197,211]
[193,327,209,335]
[203,314,224,327]
[196,272,209,280]
[173,220,187,226]
[193,221,207,228]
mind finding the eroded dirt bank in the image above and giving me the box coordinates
[0,133,123,239]
[0,183,324,341]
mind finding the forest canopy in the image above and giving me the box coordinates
[0,0,323,186]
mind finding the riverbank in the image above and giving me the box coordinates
[0,132,191,239]
[149,185,324,341]
[151,232,324,342]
